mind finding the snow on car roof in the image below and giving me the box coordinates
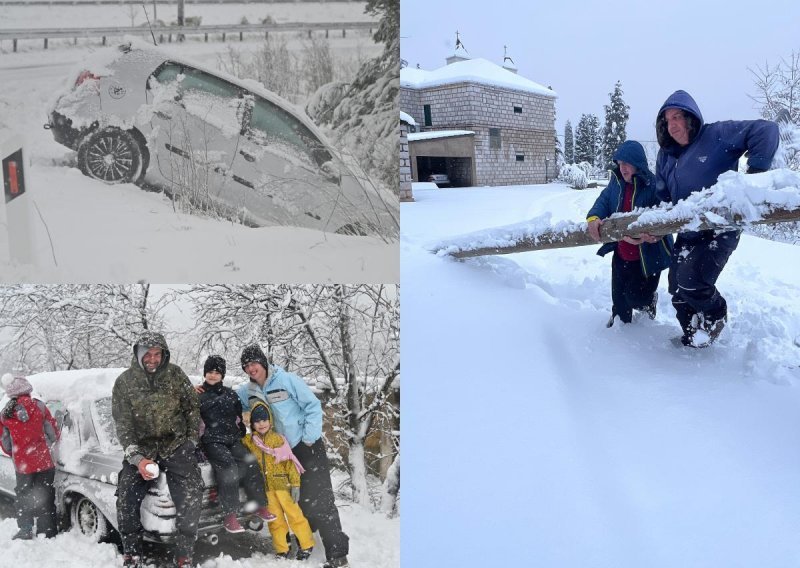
[121,38,334,147]
[26,368,126,404]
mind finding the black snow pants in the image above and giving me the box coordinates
[203,440,266,514]
[292,438,349,561]
[117,441,203,558]
[611,251,660,323]
[15,467,57,537]
[668,229,740,333]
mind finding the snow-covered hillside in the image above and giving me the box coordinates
[402,183,800,567]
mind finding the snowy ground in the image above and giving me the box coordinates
[402,183,800,567]
[0,478,399,568]
[0,3,394,283]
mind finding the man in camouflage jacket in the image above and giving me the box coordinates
[111,331,202,568]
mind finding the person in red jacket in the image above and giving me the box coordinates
[0,374,60,540]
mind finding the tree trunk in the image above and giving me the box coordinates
[379,453,399,517]
[439,204,800,259]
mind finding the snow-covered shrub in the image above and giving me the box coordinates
[577,161,594,179]
[559,164,588,189]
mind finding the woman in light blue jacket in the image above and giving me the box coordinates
[237,344,350,568]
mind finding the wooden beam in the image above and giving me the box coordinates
[439,204,800,259]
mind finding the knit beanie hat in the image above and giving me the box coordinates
[250,404,270,423]
[240,344,269,371]
[2,374,33,397]
[203,355,226,378]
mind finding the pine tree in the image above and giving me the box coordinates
[575,113,600,167]
[601,81,630,170]
[564,120,574,164]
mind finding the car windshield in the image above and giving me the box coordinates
[248,97,332,168]
[92,397,121,450]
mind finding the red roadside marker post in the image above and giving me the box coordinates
[1,137,34,267]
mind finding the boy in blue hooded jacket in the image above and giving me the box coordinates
[654,90,778,346]
[587,140,674,326]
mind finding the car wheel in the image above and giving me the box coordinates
[78,128,144,184]
[70,495,110,542]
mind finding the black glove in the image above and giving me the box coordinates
[238,421,247,438]
[194,445,207,463]
[1,398,17,419]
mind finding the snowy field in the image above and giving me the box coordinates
[402,183,800,567]
[0,2,394,283]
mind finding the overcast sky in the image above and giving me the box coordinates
[400,0,800,144]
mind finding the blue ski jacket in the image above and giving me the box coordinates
[655,90,778,206]
[236,365,323,448]
[587,140,673,277]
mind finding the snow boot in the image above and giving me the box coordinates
[606,313,616,328]
[296,546,313,560]
[223,512,245,533]
[12,528,33,540]
[321,557,349,568]
[643,292,658,320]
[275,552,291,560]
[691,314,726,348]
[255,506,277,523]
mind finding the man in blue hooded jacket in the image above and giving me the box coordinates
[587,140,674,327]
[655,90,778,346]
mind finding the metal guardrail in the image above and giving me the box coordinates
[1,0,364,4]
[0,21,375,50]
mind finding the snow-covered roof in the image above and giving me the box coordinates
[408,130,475,142]
[400,111,416,125]
[400,58,556,98]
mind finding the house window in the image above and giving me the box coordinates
[516,154,525,162]
[513,105,522,114]
[423,105,432,126]
[489,128,501,149]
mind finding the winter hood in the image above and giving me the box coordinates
[656,90,705,152]
[131,331,171,374]
[249,400,274,428]
[611,140,653,184]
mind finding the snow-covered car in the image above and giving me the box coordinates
[426,173,450,187]
[45,41,398,237]
[0,369,261,544]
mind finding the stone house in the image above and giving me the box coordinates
[400,50,557,187]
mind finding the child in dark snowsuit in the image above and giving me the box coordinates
[198,355,275,532]
[586,140,674,327]
[0,374,60,540]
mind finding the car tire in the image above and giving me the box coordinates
[70,495,111,542]
[78,128,144,184]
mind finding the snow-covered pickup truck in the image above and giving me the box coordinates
[0,368,262,545]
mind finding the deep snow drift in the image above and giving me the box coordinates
[402,182,800,567]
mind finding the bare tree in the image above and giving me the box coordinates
[0,285,165,373]
[749,51,800,124]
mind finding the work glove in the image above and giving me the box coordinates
[290,486,300,503]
